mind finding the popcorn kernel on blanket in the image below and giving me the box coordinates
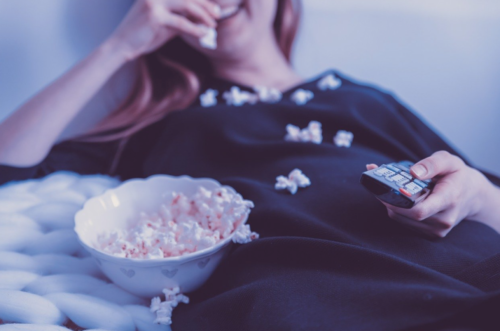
[150,287,190,325]
[95,186,257,259]
[275,169,311,195]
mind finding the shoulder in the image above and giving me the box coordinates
[311,69,423,123]
[328,69,401,106]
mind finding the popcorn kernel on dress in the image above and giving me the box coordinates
[275,169,311,195]
[150,286,190,325]
[334,130,354,148]
[95,186,256,259]
[253,86,283,103]
[291,89,314,105]
[200,89,218,107]
[317,74,342,91]
[285,121,323,144]
[223,86,259,106]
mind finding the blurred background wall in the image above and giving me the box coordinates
[0,0,499,175]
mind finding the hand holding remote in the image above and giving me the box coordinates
[366,151,499,239]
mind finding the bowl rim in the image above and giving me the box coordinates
[74,174,249,266]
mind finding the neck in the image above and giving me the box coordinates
[210,36,303,92]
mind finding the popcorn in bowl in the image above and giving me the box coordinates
[74,175,259,299]
[95,186,258,259]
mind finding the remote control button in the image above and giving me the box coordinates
[413,179,428,189]
[405,182,423,195]
[399,188,412,197]
[374,168,395,177]
[394,164,410,172]
[385,164,400,173]
[400,172,412,180]
[386,174,410,186]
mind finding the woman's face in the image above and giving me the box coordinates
[181,0,279,60]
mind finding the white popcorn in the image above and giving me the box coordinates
[95,186,257,259]
[275,169,311,195]
[223,86,258,106]
[275,175,298,195]
[289,169,311,187]
[200,89,218,107]
[199,26,217,49]
[253,86,282,103]
[151,287,190,325]
[334,130,354,148]
[232,224,259,244]
[285,121,323,144]
[150,296,162,313]
[317,74,342,91]
[291,89,314,105]
[154,308,173,325]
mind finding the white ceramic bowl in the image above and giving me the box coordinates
[74,175,247,298]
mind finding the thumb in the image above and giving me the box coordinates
[410,151,464,180]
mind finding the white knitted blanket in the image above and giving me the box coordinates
[0,172,171,331]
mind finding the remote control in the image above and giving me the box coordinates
[360,161,434,209]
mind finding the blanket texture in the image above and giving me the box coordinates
[0,172,170,331]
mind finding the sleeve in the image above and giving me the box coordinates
[0,139,121,186]
[0,115,170,186]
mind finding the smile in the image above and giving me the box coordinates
[218,4,243,21]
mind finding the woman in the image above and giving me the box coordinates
[1,0,500,329]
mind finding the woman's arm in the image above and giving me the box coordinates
[0,42,128,167]
[0,0,218,167]
[466,169,500,234]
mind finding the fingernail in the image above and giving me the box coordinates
[411,164,427,178]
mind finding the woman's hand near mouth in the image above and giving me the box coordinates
[107,0,221,62]
[0,0,221,167]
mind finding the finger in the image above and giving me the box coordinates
[411,181,457,218]
[410,151,464,181]
[421,208,459,231]
[158,13,208,38]
[196,0,221,19]
[366,164,378,171]
[180,1,217,28]
[379,182,452,222]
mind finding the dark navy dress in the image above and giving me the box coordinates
[2,70,500,330]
